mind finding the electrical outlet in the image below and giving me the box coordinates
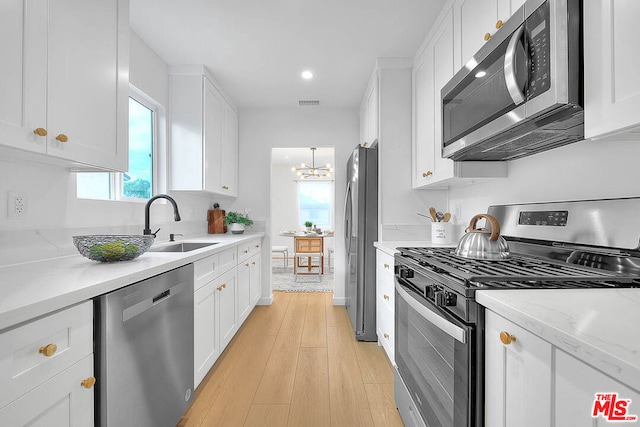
[454,203,462,221]
[8,192,27,218]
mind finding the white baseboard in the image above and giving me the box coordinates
[332,296,346,306]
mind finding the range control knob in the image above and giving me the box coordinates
[425,286,435,300]
[399,267,414,279]
[435,291,457,307]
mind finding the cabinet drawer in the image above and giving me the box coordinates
[377,298,395,364]
[194,253,219,291]
[376,251,395,305]
[0,301,93,408]
[237,239,261,263]
[218,247,237,274]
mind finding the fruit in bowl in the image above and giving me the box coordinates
[73,235,154,262]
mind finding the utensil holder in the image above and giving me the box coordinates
[431,222,453,244]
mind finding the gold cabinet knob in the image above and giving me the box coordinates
[244,250,249,254]
[499,331,516,345]
[255,245,260,248]
[221,283,226,289]
[245,263,250,267]
[496,20,503,29]
[81,377,96,389]
[422,171,433,178]
[363,142,368,147]
[39,343,57,357]
[222,185,229,190]
[484,32,492,41]
[55,134,68,143]
[383,333,389,339]
[252,261,256,265]
[33,128,48,137]
[217,286,222,291]
[383,263,389,269]
[383,294,390,300]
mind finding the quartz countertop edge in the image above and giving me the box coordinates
[374,241,456,257]
[0,232,265,332]
[476,289,640,390]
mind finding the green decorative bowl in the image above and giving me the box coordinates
[73,235,154,262]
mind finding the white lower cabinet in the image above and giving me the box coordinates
[0,301,94,426]
[485,310,552,427]
[485,309,640,426]
[376,249,395,364]
[193,239,262,388]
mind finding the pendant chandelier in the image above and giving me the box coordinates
[291,147,333,179]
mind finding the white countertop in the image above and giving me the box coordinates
[477,289,640,390]
[0,232,264,332]
[374,241,456,257]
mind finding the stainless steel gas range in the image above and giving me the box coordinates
[393,197,640,427]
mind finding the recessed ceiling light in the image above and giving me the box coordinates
[301,70,313,80]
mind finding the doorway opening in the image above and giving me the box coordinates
[270,147,335,292]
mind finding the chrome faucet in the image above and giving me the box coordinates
[144,194,181,237]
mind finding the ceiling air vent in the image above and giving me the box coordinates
[298,100,320,107]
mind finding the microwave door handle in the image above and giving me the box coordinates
[504,25,526,105]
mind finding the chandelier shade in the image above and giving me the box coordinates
[291,147,333,179]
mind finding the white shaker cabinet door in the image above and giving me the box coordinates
[584,0,640,140]
[221,103,238,196]
[0,0,47,154]
[204,79,225,193]
[194,281,219,388]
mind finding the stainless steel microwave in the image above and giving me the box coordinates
[441,0,583,161]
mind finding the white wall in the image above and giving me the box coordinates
[232,107,357,304]
[449,137,640,230]
[0,30,215,265]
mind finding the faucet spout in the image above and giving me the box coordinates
[144,194,181,236]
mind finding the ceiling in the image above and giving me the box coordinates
[129,0,447,109]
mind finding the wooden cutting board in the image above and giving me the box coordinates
[207,206,227,234]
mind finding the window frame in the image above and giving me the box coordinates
[75,84,166,202]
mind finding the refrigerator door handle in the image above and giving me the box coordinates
[344,182,352,255]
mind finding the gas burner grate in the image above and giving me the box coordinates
[398,247,637,286]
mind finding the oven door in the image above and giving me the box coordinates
[395,276,482,427]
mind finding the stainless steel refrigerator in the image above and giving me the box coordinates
[344,143,378,341]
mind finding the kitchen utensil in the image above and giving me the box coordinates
[417,212,433,221]
[436,211,444,222]
[454,214,510,260]
[73,235,154,262]
[428,207,437,222]
[443,212,452,222]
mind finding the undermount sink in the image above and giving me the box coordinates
[148,242,218,252]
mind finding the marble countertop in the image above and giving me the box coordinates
[477,289,640,389]
[374,241,456,257]
[0,232,264,332]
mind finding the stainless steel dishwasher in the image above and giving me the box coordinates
[95,264,194,427]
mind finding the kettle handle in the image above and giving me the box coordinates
[468,214,501,241]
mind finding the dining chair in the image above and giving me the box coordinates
[294,236,324,281]
[271,246,288,270]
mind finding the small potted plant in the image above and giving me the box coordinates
[304,221,313,232]
[224,210,254,234]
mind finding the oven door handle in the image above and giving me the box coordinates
[395,280,467,344]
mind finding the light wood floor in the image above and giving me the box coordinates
[178,292,404,427]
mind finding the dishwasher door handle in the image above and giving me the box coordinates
[153,289,171,304]
[122,280,188,322]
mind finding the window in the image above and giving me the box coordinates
[76,87,162,200]
[298,181,333,229]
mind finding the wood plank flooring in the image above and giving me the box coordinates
[178,292,404,427]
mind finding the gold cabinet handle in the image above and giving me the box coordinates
[217,286,222,291]
[33,128,48,137]
[255,245,260,248]
[39,343,57,357]
[245,263,250,267]
[221,283,226,289]
[244,250,249,254]
[484,32,491,41]
[383,333,389,339]
[55,134,68,143]
[383,263,390,269]
[383,294,390,300]
[422,171,433,178]
[495,20,503,29]
[222,185,229,190]
[252,261,256,265]
[499,331,516,345]
[81,377,96,389]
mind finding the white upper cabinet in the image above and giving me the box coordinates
[359,78,379,147]
[412,4,507,189]
[0,0,129,172]
[170,65,239,197]
[454,0,525,69]
[584,0,640,140]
